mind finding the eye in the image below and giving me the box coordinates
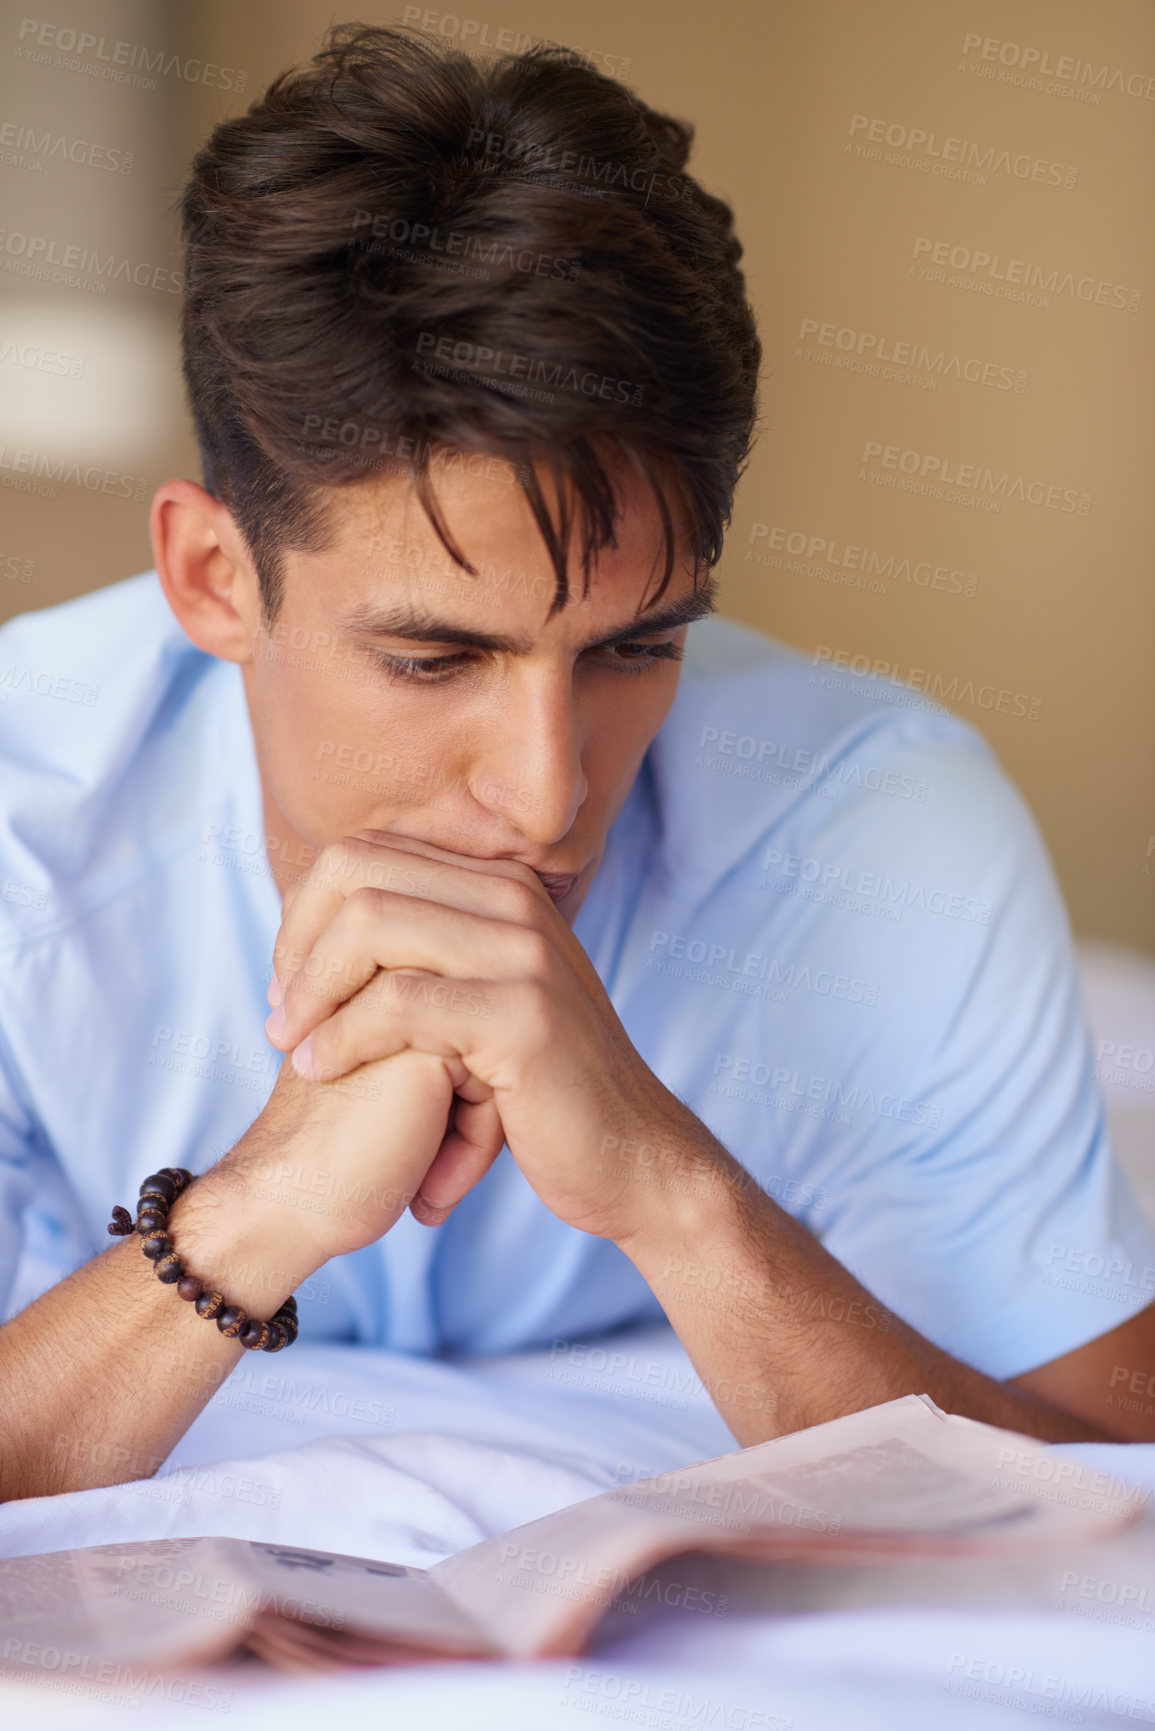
[364,637,685,685]
[367,651,473,683]
[591,638,685,673]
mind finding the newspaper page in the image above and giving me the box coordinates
[0,1533,494,1688]
[0,1397,1144,1675]
[428,1394,1147,1657]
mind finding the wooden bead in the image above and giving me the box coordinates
[139,1173,176,1205]
[106,1179,300,1351]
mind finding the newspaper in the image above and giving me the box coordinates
[0,1395,1143,1682]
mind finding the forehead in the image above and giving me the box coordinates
[285,452,694,631]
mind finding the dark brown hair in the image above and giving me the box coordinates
[178,23,761,622]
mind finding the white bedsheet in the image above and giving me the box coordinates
[2,1322,1154,1730]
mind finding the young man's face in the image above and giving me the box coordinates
[241,455,711,922]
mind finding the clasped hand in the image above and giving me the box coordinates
[263,832,712,1247]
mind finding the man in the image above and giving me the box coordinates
[1,25,1153,1504]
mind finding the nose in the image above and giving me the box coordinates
[468,674,587,845]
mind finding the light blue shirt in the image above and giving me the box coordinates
[0,571,1150,1378]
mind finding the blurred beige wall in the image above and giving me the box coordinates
[2,0,1152,951]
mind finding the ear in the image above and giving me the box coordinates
[149,479,264,664]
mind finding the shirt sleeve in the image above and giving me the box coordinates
[0,1012,92,1324]
[748,730,1155,1381]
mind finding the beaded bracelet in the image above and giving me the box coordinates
[107,1167,298,1353]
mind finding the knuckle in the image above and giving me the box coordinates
[315,840,348,876]
[347,883,388,927]
[517,975,558,1036]
[275,941,306,977]
[316,837,361,887]
[514,928,554,979]
[505,879,547,925]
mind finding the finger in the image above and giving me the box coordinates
[410,1095,505,1227]
[452,1072,495,1105]
[353,828,550,902]
[272,894,544,1052]
[268,876,308,1005]
[287,964,506,1081]
[272,835,555,1004]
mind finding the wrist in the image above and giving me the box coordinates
[170,1153,325,1318]
[614,1132,757,1278]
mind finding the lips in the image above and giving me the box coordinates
[535,872,576,903]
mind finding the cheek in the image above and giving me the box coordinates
[258,657,349,774]
[257,660,468,827]
[582,668,681,788]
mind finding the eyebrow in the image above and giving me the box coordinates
[333,579,718,656]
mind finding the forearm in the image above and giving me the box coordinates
[0,1154,322,1503]
[0,1046,456,1503]
[621,1150,1115,1446]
